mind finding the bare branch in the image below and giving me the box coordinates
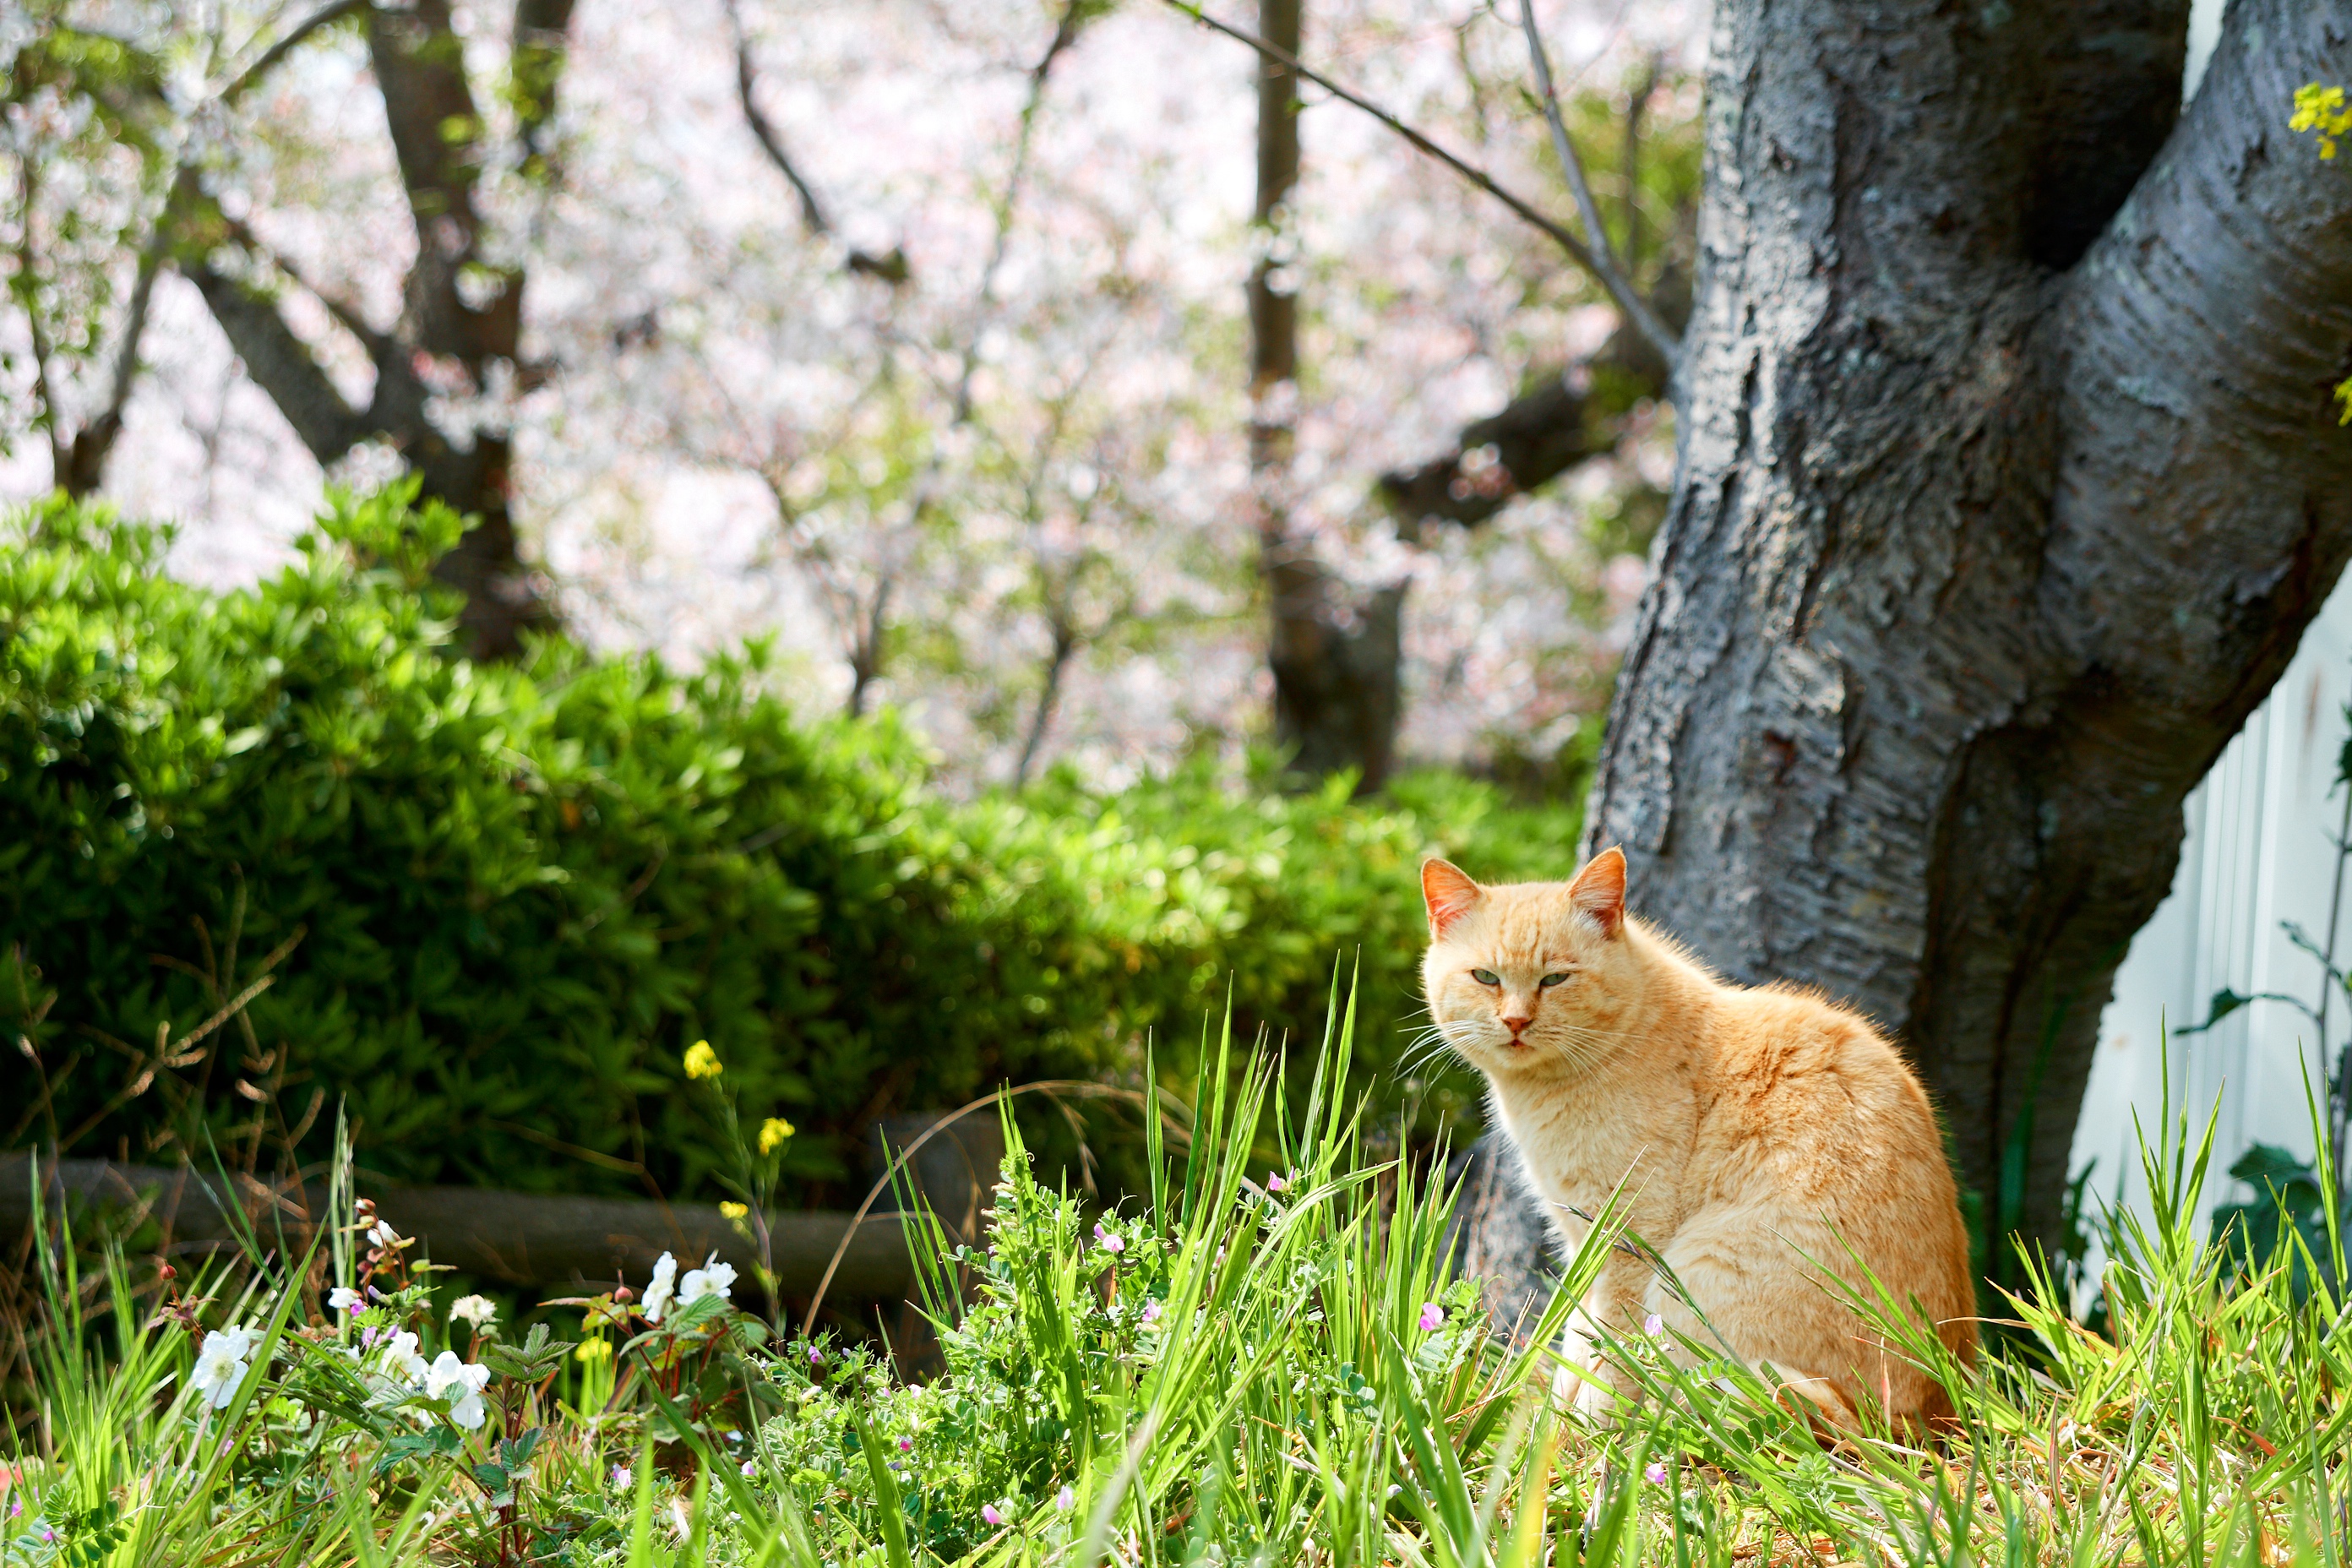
[11,160,68,483]
[726,0,832,237]
[1378,372,1601,533]
[1517,0,1677,368]
[58,233,166,496]
[1163,0,1679,378]
[101,237,164,422]
[725,0,910,283]
[950,0,1094,419]
[216,212,395,360]
[180,257,369,462]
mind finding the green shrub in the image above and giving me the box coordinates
[0,489,1582,1201]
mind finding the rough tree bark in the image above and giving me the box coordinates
[1251,0,1407,792]
[173,0,575,661]
[1485,0,2352,1286]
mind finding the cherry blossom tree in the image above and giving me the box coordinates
[6,0,1701,789]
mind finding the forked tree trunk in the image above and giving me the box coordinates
[1526,0,2352,1287]
[178,0,574,662]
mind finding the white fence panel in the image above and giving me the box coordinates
[2075,584,2352,1233]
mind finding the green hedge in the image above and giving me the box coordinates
[0,490,1583,1202]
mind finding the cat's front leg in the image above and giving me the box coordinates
[1549,1264,1646,1422]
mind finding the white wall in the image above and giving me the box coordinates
[2074,584,2352,1231]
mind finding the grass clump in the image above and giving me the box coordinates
[4,994,2347,1567]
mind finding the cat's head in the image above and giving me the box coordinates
[1418,849,1638,1078]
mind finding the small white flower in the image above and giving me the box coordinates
[424,1350,493,1430]
[327,1286,362,1313]
[678,1253,736,1308]
[611,1465,634,1493]
[740,1459,758,1478]
[449,1294,498,1329]
[1055,1484,1075,1511]
[210,1325,259,1362]
[189,1326,257,1409]
[367,1220,401,1250]
[378,1330,428,1387]
[642,1251,678,1324]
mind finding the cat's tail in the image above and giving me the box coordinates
[1759,1365,1861,1433]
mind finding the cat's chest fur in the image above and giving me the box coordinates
[1484,1058,1699,1249]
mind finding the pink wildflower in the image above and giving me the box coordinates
[1418,1302,1445,1332]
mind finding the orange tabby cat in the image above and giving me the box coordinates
[1421,849,1976,1428]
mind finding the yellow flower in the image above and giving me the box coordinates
[759,1117,796,1155]
[683,1040,723,1081]
[719,1200,749,1220]
[2290,83,2350,160]
[574,1337,612,1364]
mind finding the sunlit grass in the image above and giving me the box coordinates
[3,988,2345,1567]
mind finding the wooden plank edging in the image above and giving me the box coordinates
[0,1154,916,1298]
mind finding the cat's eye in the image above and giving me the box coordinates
[1469,969,1500,986]
[1539,972,1571,988]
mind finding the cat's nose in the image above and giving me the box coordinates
[1501,1013,1532,1035]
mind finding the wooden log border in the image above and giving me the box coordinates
[0,1154,917,1299]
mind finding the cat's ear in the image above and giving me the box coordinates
[1566,847,1626,937]
[1421,858,1482,939]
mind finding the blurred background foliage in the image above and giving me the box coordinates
[1,487,1585,1204]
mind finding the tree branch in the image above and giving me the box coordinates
[11,159,69,484]
[2048,0,2352,687]
[1164,0,1674,377]
[180,257,370,463]
[219,0,368,108]
[948,0,1096,420]
[59,232,166,496]
[724,0,910,282]
[1378,372,1599,532]
[1516,0,1678,368]
[726,0,831,237]
[216,212,395,361]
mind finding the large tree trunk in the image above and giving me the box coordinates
[1250,0,1406,792]
[1511,0,2352,1289]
